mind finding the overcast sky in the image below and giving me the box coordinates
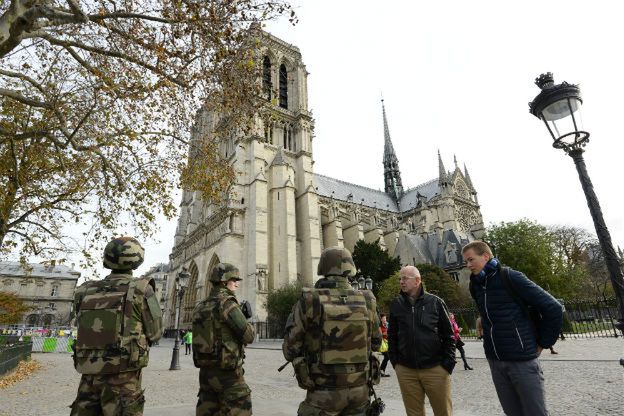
[127,1,624,277]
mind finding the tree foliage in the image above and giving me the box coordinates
[351,239,401,295]
[0,291,30,324]
[375,271,400,313]
[0,0,295,265]
[264,281,301,328]
[417,263,467,307]
[485,219,616,299]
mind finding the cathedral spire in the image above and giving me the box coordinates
[382,99,403,201]
[438,150,449,185]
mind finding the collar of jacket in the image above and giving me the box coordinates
[105,271,133,279]
[399,283,425,301]
[210,286,236,297]
[471,258,501,285]
[324,275,352,289]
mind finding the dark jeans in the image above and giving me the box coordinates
[487,358,548,416]
[380,352,390,372]
[185,343,192,354]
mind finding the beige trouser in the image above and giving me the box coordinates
[395,364,452,416]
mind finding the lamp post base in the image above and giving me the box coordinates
[169,337,181,370]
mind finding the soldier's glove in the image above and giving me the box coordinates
[240,300,253,319]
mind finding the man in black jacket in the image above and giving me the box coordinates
[388,265,456,416]
[462,241,563,416]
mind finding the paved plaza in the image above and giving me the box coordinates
[1,338,622,415]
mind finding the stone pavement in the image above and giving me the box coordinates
[0,338,622,415]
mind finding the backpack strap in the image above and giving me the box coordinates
[122,279,138,338]
[500,267,530,318]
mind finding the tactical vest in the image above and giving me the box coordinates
[73,275,159,375]
[303,287,372,388]
[192,291,243,370]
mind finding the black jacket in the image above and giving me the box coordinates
[470,261,563,361]
[388,287,456,373]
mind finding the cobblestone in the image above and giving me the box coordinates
[0,338,622,415]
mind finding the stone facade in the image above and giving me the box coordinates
[0,262,80,327]
[166,30,485,325]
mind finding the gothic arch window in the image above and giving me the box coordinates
[182,261,199,325]
[279,63,288,109]
[262,56,272,99]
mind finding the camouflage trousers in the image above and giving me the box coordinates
[197,366,252,416]
[70,370,144,416]
[298,384,370,416]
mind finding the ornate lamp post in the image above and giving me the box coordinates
[169,268,190,370]
[529,72,624,337]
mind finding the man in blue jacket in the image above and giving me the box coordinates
[462,241,563,416]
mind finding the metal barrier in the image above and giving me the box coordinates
[0,342,32,376]
[254,321,285,340]
[31,337,74,353]
[451,297,620,339]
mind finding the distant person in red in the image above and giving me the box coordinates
[379,313,390,377]
[450,313,473,370]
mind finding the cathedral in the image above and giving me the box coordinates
[165,30,484,327]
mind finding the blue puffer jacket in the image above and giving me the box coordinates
[470,259,563,361]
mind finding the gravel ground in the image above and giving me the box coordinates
[1,338,622,415]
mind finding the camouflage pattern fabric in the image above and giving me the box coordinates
[103,237,145,271]
[317,247,357,278]
[298,385,369,416]
[209,263,242,283]
[72,272,162,374]
[193,286,255,415]
[70,370,144,416]
[283,274,382,414]
[197,367,252,416]
[192,286,255,369]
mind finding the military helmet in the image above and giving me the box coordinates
[317,246,356,277]
[209,263,242,283]
[103,237,145,271]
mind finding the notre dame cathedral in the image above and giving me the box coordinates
[164,30,484,326]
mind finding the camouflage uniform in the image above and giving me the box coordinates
[70,237,162,416]
[192,263,256,416]
[283,247,382,416]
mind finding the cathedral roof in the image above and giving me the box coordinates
[314,174,442,214]
[314,173,400,212]
[398,179,440,211]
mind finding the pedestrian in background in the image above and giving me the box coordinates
[463,241,563,416]
[379,313,390,377]
[449,313,472,370]
[184,330,193,355]
[388,265,456,416]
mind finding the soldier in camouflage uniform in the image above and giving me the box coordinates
[283,247,382,416]
[192,263,255,416]
[70,237,162,416]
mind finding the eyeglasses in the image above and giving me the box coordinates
[399,276,419,282]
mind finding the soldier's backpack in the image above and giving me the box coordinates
[73,277,157,374]
[192,294,243,370]
[302,287,372,387]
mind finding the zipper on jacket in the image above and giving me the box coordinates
[514,324,525,350]
[484,276,500,360]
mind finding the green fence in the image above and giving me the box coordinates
[0,341,32,376]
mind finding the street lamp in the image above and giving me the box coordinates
[529,72,624,337]
[169,268,191,370]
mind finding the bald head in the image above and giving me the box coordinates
[400,265,421,278]
[399,265,422,297]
